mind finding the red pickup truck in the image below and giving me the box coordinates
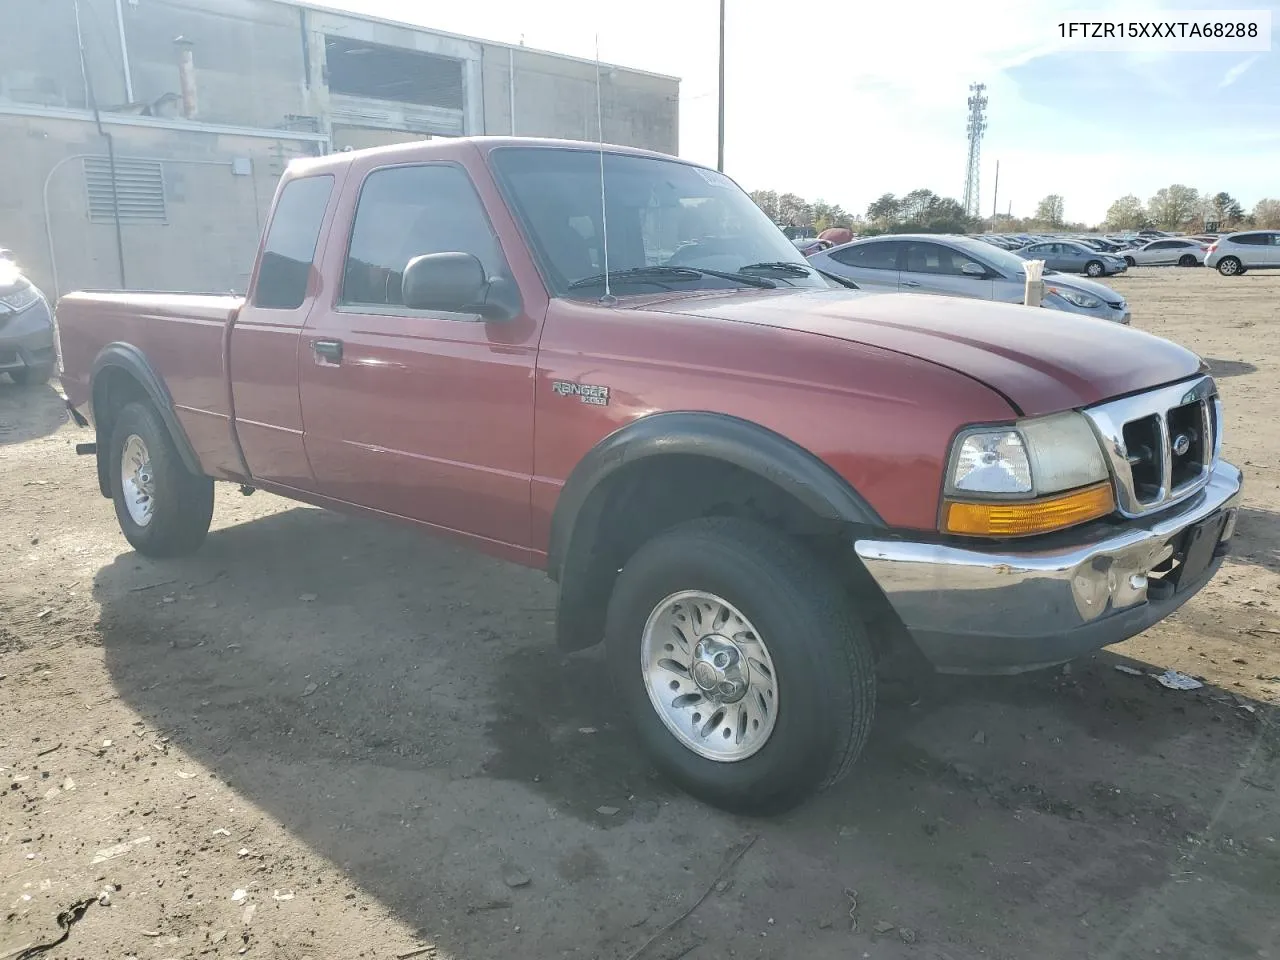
[56,137,1242,813]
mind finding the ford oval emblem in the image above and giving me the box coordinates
[1172,433,1191,456]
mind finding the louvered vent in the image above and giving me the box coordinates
[84,157,167,224]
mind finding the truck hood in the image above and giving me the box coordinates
[640,289,1203,417]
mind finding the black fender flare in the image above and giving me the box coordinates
[90,343,203,493]
[546,410,884,582]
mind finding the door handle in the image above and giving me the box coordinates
[311,338,343,364]
[901,280,921,287]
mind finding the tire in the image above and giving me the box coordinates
[1178,254,1198,267]
[109,401,214,557]
[604,517,876,815]
[9,363,53,386]
[1085,260,1104,278]
[1124,256,1136,267]
[1218,256,1243,277]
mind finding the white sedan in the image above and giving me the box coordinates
[1121,238,1208,267]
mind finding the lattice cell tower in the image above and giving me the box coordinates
[962,82,988,218]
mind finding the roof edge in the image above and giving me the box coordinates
[278,0,683,83]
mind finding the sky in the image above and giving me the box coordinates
[327,0,1279,224]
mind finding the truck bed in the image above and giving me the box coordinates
[57,291,245,479]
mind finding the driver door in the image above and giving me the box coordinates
[898,241,994,300]
[299,161,541,551]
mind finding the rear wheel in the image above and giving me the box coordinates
[1178,254,1199,267]
[605,517,876,814]
[1218,256,1243,276]
[1085,260,1104,278]
[110,401,214,557]
[9,363,53,386]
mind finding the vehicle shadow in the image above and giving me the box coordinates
[93,503,1280,959]
[1232,506,1280,574]
[1205,358,1258,379]
[0,379,66,445]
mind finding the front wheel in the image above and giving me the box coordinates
[1178,254,1199,267]
[605,517,876,815]
[110,401,214,557]
[1085,260,1104,278]
[1218,256,1243,276]
[1124,256,1136,267]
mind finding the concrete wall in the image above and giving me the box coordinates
[0,0,679,297]
[0,113,319,297]
[0,0,310,128]
[481,45,679,153]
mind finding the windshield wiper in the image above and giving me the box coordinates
[568,265,775,291]
[738,261,813,277]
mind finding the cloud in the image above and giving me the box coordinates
[1218,55,1261,89]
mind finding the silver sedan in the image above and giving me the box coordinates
[1014,239,1127,277]
[1120,238,1208,267]
[808,234,1130,323]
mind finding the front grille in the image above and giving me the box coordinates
[1083,376,1217,518]
[1167,400,1207,489]
[1105,299,1125,310]
[1122,414,1162,502]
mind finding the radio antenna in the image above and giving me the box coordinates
[595,34,613,302]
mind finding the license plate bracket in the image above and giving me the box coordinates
[1175,512,1225,591]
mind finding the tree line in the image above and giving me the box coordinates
[749,184,1280,234]
[1104,188,1280,231]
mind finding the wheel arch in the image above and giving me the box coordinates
[90,343,202,498]
[547,411,888,652]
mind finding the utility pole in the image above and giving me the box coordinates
[991,159,1000,222]
[717,0,726,171]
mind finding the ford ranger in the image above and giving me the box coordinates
[55,137,1242,813]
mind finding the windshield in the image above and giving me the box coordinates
[490,147,828,297]
[953,236,1029,277]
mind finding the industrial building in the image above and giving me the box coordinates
[0,0,680,296]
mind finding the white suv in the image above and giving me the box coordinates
[1205,231,1280,276]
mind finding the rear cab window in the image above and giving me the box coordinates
[253,176,334,310]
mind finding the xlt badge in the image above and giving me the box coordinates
[552,380,610,406]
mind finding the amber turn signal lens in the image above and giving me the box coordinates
[944,482,1115,537]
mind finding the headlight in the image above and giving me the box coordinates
[0,278,40,313]
[943,413,1114,537]
[1049,287,1102,309]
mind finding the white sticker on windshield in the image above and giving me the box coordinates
[693,167,735,189]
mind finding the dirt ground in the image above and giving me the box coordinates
[2,266,1278,960]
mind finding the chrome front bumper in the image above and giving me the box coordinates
[854,461,1243,674]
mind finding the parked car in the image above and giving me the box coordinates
[1121,238,1208,267]
[1204,230,1280,276]
[1077,237,1126,253]
[0,250,57,384]
[792,237,831,256]
[55,137,1241,814]
[809,234,1131,322]
[1015,239,1127,277]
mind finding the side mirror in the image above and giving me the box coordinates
[401,252,492,315]
[961,261,987,277]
